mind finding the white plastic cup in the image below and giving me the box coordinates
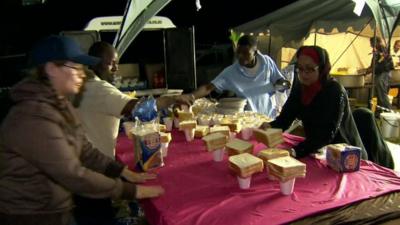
[212,148,224,162]
[174,117,180,128]
[122,122,134,139]
[241,127,253,140]
[237,176,251,189]
[161,142,169,157]
[229,132,237,140]
[163,117,173,131]
[280,178,296,195]
[184,129,195,142]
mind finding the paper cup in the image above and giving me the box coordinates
[237,176,251,189]
[163,117,173,131]
[241,127,253,140]
[212,148,224,162]
[184,129,195,142]
[229,132,237,140]
[280,178,296,195]
[173,117,180,128]
[161,142,169,157]
[122,122,134,139]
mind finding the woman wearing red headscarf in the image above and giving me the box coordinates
[262,46,367,159]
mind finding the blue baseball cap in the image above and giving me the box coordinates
[31,35,101,66]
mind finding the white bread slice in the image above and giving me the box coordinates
[179,120,197,130]
[177,110,194,121]
[159,132,172,143]
[228,153,264,178]
[220,118,242,132]
[226,138,253,156]
[210,125,231,137]
[258,149,289,162]
[158,124,167,132]
[253,128,283,147]
[195,125,210,138]
[202,132,227,151]
[267,156,306,177]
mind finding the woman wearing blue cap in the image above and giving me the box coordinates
[0,35,164,225]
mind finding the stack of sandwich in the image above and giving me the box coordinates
[202,132,228,152]
[210,125,231,138]
[258,149,290,180]
[253,128,284,147]
[228,153,264,189]
[267,156,306,182]
[225,138,253,156]
[194,125,210,138]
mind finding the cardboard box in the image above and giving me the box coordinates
[326,143,361,172]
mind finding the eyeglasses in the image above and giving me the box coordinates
[295,66,319,74]
[63,64,84,71]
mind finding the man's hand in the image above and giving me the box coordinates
[136,185,165,199]
[174,94,195,106]
[274,79,291,92]
[121,167,157,183]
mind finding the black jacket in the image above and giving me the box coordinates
[270,79,368,159]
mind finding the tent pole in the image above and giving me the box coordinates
[268,30,272,55]
[113,0,132,47]
[370,20,377,110]
[314,31,317,46]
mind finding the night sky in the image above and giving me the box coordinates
[0,0,296,55]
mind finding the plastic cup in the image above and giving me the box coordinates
[241,127,253,140]
[280,178,296,195]
[163,117,173,131]
[174,117,180,128]
[212,148,224,162]
[184,129,195,142]
[161,142,169,157]
[229,132,237,140]
[122,122,134,139]
[237,176,251,189]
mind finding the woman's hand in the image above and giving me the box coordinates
[121,167,157,183]
[136,185,165,199]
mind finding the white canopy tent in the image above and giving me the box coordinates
[233,0,400,72]
[113,0,172,57]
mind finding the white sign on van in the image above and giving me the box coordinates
[84,16,175,32]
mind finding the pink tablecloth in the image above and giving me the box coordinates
[116,129,400,225]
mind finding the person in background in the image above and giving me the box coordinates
[392,39,400,69]
[191,35,290,119]
[262,45,368,159]
[72,41,193,225]
[368,37,393,112]
[0,35,164,225]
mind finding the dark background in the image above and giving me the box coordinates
[0,0,295,87]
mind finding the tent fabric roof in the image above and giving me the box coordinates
[234,0,400,43]
[115,0,172,56]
